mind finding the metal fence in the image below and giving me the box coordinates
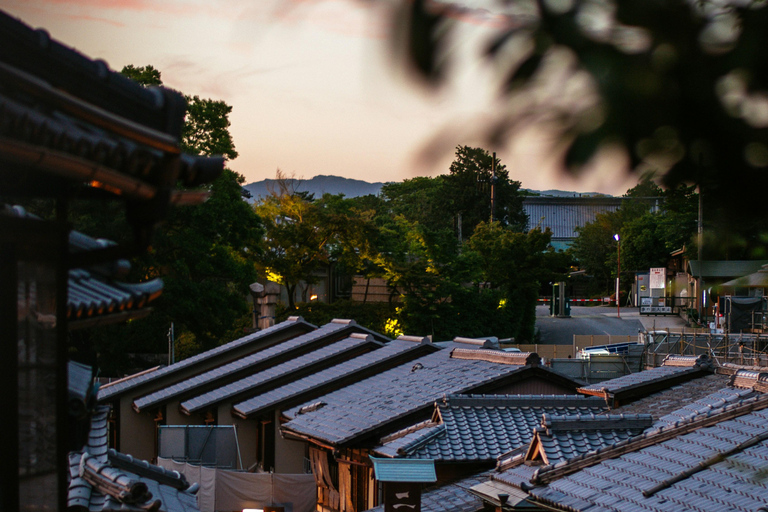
[158,425,242,469]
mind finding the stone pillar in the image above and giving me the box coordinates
[249,281,281,330]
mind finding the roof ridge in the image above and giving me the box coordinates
[450,348,538,366]
[444,394,605,408]
[529,392,768,486]
[396,424,447,457]
[379,419,439,445]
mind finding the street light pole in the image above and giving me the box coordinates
[614,234,621,318]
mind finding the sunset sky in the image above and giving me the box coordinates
[4,0,638,194]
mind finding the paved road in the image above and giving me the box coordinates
[534,305,685,345]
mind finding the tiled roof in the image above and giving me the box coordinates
[281,347,572,447]
[179,334,380,415]
[528,400,768,512]
[4,206,165,327]
[68,406,199,512]
[373,395,608,462]
[68,268,163,325]
[526,413,653,465]
[232,338,437,419]
[0,12,222,201]
[577,355,714,403]
[98,317,314,401]
[368,472,494,512]
[133,321,372,412]
[611,373,733,420]
[652,386,756,429]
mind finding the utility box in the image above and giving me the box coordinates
[550,282,571,318]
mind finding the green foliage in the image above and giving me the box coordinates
[254,175,380,309]
[181,95,238,159]
[68,66,264,372]
[467,222,557,341]
[393,0,768,258]
[572,178,698,294]
[279,300,398,336]
[120,64,162,86]
[445,146,528,234]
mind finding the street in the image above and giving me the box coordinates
[535,305,687,344]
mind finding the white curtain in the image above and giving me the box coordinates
[157,458,316,512]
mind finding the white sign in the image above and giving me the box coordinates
[649,267,666,289]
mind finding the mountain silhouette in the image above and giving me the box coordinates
[243,175,605,202]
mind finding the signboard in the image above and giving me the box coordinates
[640,295,673,315]
[641,306,673,314]
[649,268,666,289]
[385,482,421,512]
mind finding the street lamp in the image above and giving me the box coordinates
[614,234,621,318]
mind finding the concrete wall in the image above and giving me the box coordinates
[219,404,259,471]
[118,396,156,462]
[273,410,308,474]
[494,376,575,395]
[166,403,205,426]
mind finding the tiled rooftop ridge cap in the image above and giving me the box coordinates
[454,336,501,349]
[107,449,191,491]
[541,413,654,433]
[396,424,448,457]
[730,368,768,389]
[662,353,713,370]
[296,401,326,415]
[98,366,163,391]
[79,452,158,508]
[331,318,356,325]
[396,335,432,344]
[442,394,607,408]
[450,348,539,366]
[527,392,768,487]
[379,419,439,445]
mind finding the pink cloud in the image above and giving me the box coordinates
[62,13,125,27]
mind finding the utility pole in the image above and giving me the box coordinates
[490,152,496,223]
[614,234,621,319]
[168,323,175,365]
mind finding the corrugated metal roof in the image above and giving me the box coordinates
[132,321,370,412]
[688,260,768,279]
[232,338,436,419]
[370,457,436,482]
[523,197,625,239]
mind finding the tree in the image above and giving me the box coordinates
[69,66,264,371]
[254,173,380,309]
[444,146,528,236]
[467,222,557,341]
[394,0,768,257]
[120,64,162,86]
[571,178,697,295]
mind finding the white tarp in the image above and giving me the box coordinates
[158,458,316,512]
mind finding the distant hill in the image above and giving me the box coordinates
[244,175,387,202]
[527,189,608,198]
[243,175,607,202]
